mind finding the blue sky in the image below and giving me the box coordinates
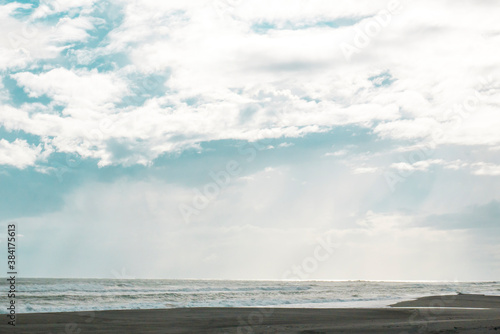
[1,0,500,280]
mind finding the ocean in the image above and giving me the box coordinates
[2,279,500,314]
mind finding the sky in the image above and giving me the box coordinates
[0,0,499,281]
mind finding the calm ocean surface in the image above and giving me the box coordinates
[2,279,500,314]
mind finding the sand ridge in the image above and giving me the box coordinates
[1,294,499,333]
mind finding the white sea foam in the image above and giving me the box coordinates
[1,279,499,314]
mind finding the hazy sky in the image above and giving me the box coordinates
[1,0,500,281]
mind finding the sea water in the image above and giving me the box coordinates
[1,279,499,314]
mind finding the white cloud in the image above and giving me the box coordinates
[352,166,378,174]
[442,159,469,171]
[390,159,444,172]
[278,142,294,148]
[388,158,500,177]
[12,68,128,109]
[472,162,500,176]
[0,77,8,102]
[0,139,41,169]
[50,15,100,44]
[324,149,348,157]
[0,0,500,168]
[375,118,441,140]
[31,0,99,18]
[0,3,100,70]
[0,3,38,70]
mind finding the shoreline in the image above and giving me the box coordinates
[1,294,499,333]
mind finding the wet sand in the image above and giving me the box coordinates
[2,294,500,333]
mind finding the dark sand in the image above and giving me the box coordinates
[2,294,500,333]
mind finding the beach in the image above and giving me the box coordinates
[2,294,500,333]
